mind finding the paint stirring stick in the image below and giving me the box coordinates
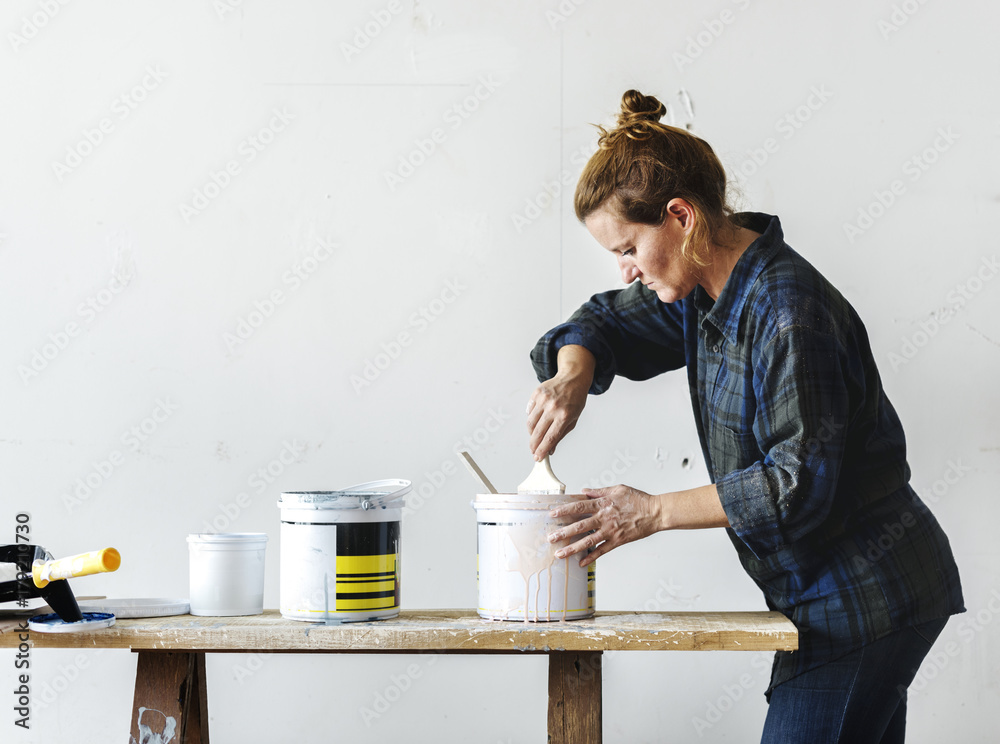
[459,451,498,494]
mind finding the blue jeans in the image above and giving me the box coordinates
[760,618,948,744]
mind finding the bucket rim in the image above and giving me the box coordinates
[278,479,411,510]
[471,492,590,510]
[187,532,269,543]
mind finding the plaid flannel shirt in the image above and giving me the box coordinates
[531,212,964,692]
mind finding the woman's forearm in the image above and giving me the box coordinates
[658,483,730,530]
[527,345,596,459]
[555,344,596,383]
[548,481,731,565]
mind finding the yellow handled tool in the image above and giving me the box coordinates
[32,548,121,588]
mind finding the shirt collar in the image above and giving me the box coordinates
[694,212,784,345]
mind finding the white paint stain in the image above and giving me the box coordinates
[654,446,669,470]
[109,229,137,285]
[130,706,177,744]
[678,88,696,128]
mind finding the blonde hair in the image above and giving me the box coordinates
[574,90,738,266]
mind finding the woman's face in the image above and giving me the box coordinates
[584,202,699,304]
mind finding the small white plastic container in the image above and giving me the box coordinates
[277,480,408,623]
[473,492,595,621]
[187,533,268,616]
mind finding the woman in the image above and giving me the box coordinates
[526,90,964,743]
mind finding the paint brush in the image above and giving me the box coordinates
[516,455,566,495]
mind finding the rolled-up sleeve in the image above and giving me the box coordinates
[530,283,687,394]
[716,324,850,558]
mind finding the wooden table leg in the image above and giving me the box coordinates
[547,650,602,744]
[129,651,209,744]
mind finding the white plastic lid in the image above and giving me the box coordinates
[186,533,268,544]
[278,479,411,511]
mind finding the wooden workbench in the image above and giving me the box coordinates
[1,609,797,743]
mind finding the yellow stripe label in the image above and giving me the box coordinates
[335,553,398,611]
[336,597,397,611]
[335,579,395,593]
[336,553,396,575]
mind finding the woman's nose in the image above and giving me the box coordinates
[618,255,639,284]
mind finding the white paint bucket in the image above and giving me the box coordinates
[187,533,267,616]
[277,480,408,623]
[473,492,595,621]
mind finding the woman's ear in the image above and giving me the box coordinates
[665,198,696,233]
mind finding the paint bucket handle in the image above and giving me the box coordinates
[341,479,411,510]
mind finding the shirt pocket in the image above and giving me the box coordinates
[710,425,760,479]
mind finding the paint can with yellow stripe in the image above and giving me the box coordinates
[277,480,408,623]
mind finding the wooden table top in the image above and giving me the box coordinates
[0,609,797,653]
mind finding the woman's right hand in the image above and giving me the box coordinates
[527,345,595,460]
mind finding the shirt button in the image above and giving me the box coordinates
[712,344,720,353]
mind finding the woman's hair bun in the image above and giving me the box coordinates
[616,89,666,129]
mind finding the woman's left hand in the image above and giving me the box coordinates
[547,485,665,567]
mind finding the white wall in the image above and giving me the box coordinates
[1,0,997,742]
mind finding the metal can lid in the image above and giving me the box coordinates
[278,479,411,511]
